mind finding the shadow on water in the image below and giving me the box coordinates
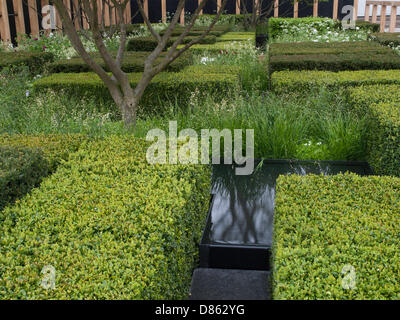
[204,159,373,247]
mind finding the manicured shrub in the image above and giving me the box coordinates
[346,84,400,176]
[273,173,400,299]
[271,70,400,94]
[270,52,400,73]
[48,51,193,73]
[0,134,87,171]
[355,20,380,33]
[0,146,49,210]
[127,35,216,51]
[0,137,211,299]
[217,32,255,42]
[0,51,54,74]
[33,68,239,117]
[268,17,341,39]
[368,32,400,47]
[269,41,388,56]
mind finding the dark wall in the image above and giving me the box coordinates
[128,1,353,23]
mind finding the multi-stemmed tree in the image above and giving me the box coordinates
[52,0,227,128]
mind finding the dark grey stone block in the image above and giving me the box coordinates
[189,268,271,300]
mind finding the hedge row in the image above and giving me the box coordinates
[347,84,400,176]
[217,32,255,42]
[33,67,239,117]
[273,173,400,299]
[0,134,86,171]
[0,146,49,210]
[0,134,86,210]
[355,20,380,33]
[127,35,216,51]
[269,51,400,73]
[0,137,211,299]
[368,32,400,47]
[48,51,193,73]
[271,70,400,93]
[0,51,54,74]
[269,41,389,56]
[195,14,251,26]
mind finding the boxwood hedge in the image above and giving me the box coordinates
[269,41,389,56]
[48,51,193,74]
[0,146,49,210]
[0,134,86,171]
[268,41,400,73]
[0,51,54,74]
[347,84,400,176]
[217,32,255,42]
[33,67,239,117]
[273,173,400,300]
[127,35,216,51]
[271,70,400,93]
[0,137,211,299]
[368,32,400,47]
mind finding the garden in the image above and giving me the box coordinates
[1,12,400,300]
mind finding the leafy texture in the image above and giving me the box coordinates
[0,137,211,299]
[273,173,400,300]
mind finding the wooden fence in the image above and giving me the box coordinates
[1,0,359,43]
[365,1,400,32]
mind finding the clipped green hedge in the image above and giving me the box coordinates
[271,69,400,93]
[273,173,400,300]
[368,32,400,47]
[33,67,239,117]
[269,41,400,73]
[48,51,193,73]
[0,137,211,299]
[104,23,145,36]
[0,134,86,171]
[0,51,54,74]
[269,41,389,56]
[355,20,380,33]
[195,14,251,26]
[217,32,255,42]
[269,52,400,73]
[0,146,49,210]
[347,84,400,176]
[127,35,216,51]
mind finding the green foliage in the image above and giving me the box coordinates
[346,84,400,176]
[127,35,216,51]
[368,32,400,47]
[273,173,400,299]
[0,146,49,210]
[160,25,231,37]
[0,137,211,299]
[0,51,54,74]
[269,41,400,73]
[179,39,252,54]
[33,68,239,117]
[217,32,255,42]
[0,134,87,171]
[195,14,251,27]
[269,41,388,56]
[272,70,400,94]
[268,17,341,40]
[48,51,193,73]
[355,20,380,33]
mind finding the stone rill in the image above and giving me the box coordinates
[199,159,373,270]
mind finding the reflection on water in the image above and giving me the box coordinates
[205,160,372,247]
